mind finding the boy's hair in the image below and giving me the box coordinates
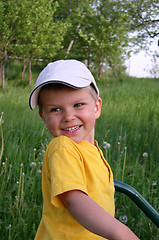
[38,83,98,114]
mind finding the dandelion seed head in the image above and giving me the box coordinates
[34,148,37,152]
[37,169,42,174]
[118,136,122,141]
[103,141,111,149]
[152,181,157,186]
[30,162,36,168]
[2,162,5,166]
[19,163,23,168]
[7,224,11,230]
[142,152,148,158]
[119,215,128,224]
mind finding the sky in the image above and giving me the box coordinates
[125,40,159,78]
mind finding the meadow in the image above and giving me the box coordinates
[0,74,159,239]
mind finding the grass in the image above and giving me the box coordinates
[0,75,159,239]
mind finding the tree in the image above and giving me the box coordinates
[14,0,69,86]
[0,0,21,89]
[53,0,130,80]
[74,0,130,80]
[52,0,95,60]
[122,0,159,48]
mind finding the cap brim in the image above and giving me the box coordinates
[29,80,89,110]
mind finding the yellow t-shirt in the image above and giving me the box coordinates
[35,136,115,240]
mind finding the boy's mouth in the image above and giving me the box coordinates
[63,126,80,132]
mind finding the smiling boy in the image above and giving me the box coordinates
[29,60,139,240]
[38,84,101,144]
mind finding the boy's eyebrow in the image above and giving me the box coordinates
[73,97,88,101]
[51,96,89,104]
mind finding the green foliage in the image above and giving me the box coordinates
[0,0,21,55]
[13,0,69,60]
[0,0,158,86]
[0,74,159,239]
[122,0,159,48]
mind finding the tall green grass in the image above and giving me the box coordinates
[0,77,159,239]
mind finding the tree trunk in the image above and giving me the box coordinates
[22,58,27,81]
[66,14,85,54]
[2,63,5,90]
[67,40,74,54]
[0,63,2,85]
[112,65,120,82]
[29,56,32,87]
[6,54,9,80]
[1,48,8,90]
[98,63,102,80]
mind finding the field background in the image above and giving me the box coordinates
[0,66,159,239]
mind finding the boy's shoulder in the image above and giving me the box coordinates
[49,135,75,147]
[47,136,98,154]
[47,136,78,153]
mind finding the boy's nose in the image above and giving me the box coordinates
[63,110,75,122]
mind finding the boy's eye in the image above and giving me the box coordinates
[74,103,83,108]
[50,108,61,112]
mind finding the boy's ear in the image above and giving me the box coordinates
[39,111,47,127]
[95,97,102,120]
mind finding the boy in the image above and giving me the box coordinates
[29,60,139,239]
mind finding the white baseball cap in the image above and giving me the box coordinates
[29,59,99,109]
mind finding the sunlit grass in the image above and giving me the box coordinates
[0,77,159,239]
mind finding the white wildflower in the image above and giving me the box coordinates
[142,152,148,158]
[30,162,36,168]
[19,163,23,168]
[7,224,11,230]
[37,169,42,174]
[118,136,122,141]
[152,181,157,186]
[119,215,128,224]
[103,141,111,149]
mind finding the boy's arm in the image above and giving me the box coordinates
[59,190,139,240]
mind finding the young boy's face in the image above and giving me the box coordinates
[39,85,102,144]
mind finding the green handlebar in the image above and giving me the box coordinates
[114,180,159,227]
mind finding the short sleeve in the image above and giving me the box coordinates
[48,143,88,208]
